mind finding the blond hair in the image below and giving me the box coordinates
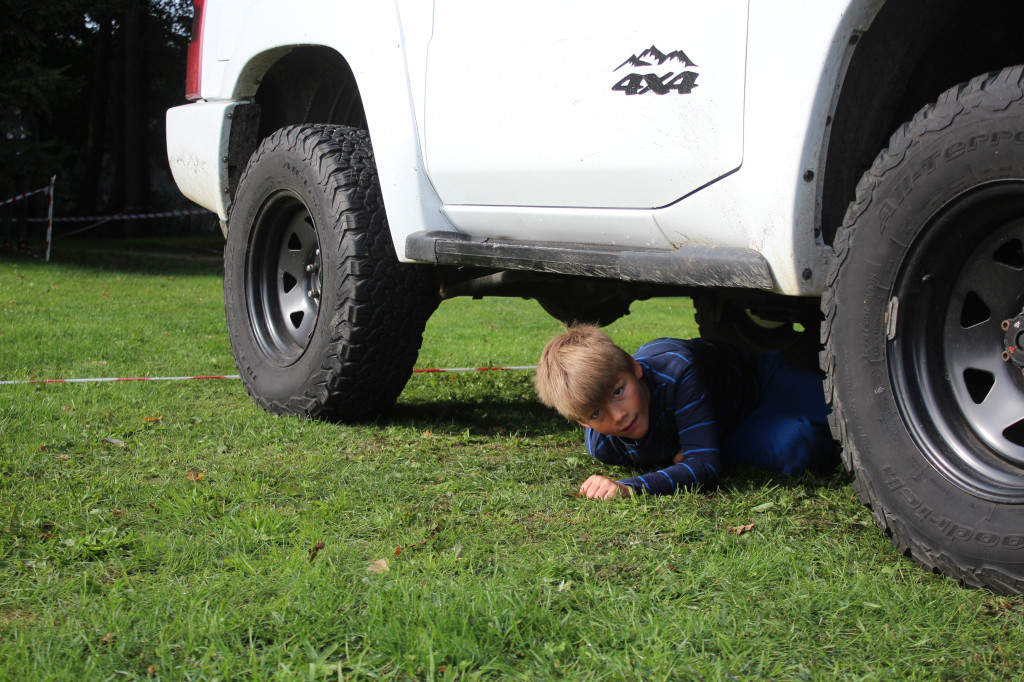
[535,324,635,421]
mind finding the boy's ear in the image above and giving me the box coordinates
[631,357,643,378]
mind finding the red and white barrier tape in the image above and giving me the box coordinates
[0,184,50,207]
[0,374,240,386]
[3,176,214,261]
[28,208,211,223]
[0,366,536,386]
[413,366,535,373]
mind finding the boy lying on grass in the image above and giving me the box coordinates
[535,324,835,500]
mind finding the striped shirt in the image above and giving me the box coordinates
[584,338,760,495]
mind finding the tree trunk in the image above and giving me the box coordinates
[121,1,150,237]
[81,17,112,213]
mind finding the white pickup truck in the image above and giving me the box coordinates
[166,0,1024,594]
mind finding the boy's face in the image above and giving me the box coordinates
[577,358,650,439]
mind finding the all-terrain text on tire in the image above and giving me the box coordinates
[823,67,1024,595]
[223,124,438,420]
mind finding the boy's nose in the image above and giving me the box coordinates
[612,405,629,424]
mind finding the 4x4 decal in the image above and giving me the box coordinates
[612,46,699,96]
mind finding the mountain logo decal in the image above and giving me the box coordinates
[613,46,699,96]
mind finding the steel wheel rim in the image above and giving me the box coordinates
[890,181,1024,503]
[245,191,322,366]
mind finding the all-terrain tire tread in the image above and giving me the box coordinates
[820,68,1024,595]
[228,124,438,420]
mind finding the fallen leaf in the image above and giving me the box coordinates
[101,293,110,299]
[186,470,204,481]
[99,632,115,646]
[308,541,324,562]
[727,522,756,535]
[421,430,432,436]
[143,416,163,423]
[366,558,389,573]
[751,502,775,513]
[39,444,46,452]
[147,665,156,676]
[393,545,402,557]
[103,437,126,447]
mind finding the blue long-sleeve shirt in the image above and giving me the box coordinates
[584,338,760,495]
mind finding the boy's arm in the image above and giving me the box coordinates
[657,359,724,492]
[611,450,720,496]
[585,428,721,496]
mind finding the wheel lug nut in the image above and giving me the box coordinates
[1003,319,1012,331]
[1003,350,1011,362]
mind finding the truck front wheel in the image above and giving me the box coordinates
[224,124,438,420]
[823,67,1024,594]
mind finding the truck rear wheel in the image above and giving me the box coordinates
[823,67,1024,594]
[693,295,821,370]
[224,124,438,420]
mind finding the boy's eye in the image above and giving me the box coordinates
[613,386,625,398]
[589,410,600,420]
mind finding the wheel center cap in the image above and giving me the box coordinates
[1002,311,1024,369]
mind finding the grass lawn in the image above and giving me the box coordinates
[1,238,1023,680]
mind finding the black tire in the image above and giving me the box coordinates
[823,67,1024,594]
[693,295,821,370]
[224,124,438,420]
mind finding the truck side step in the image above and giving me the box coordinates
[405,231,774,290]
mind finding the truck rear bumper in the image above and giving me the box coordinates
[166,100,247,221]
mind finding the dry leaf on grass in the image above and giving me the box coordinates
[366,558,390,573]
[727,522,756,535]
[186,470,204,481]
[308,541,324,562]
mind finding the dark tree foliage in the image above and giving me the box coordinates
[0,0,194,235]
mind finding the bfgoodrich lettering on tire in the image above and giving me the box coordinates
[823,67,1024,594]
[224,124,438,420]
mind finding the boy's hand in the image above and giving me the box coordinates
[579,475,632,500]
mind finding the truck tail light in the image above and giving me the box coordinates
[185,0,206,100]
